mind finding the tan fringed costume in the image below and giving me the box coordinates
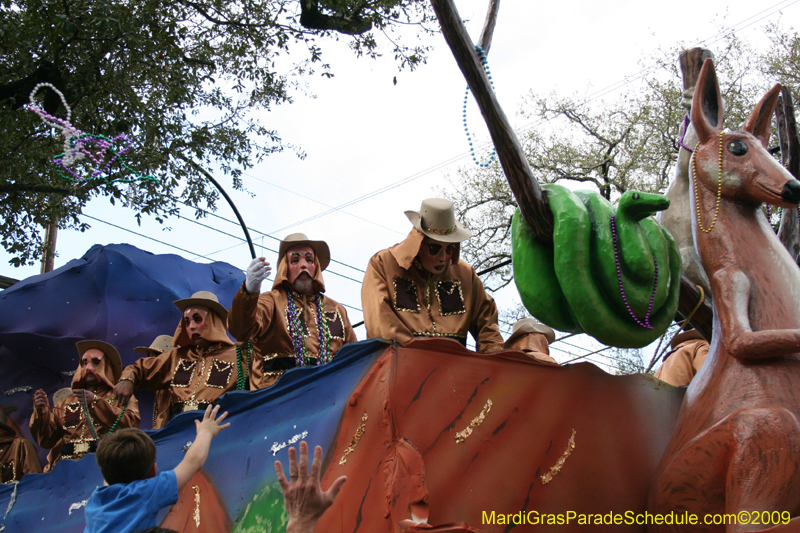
[362,227,504,353]
[654,330,709,387]
[0,416,41,483]
[228,242,357,390]
[31,342,140,471]
[119,294,246,427]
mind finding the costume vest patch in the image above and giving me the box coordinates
[172,360,197,387]
[393,276,419,313]
[325,310,345,339]
[436,280,466,315]
[1,460,15,484]
[63,403,81,428]
[207,359,233,388]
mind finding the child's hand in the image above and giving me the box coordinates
[195,404,230,439]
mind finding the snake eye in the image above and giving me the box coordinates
[727,140,748,156]
[632,193,640,200]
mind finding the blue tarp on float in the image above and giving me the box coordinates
[0,243,246,444]
[0,243,386,532]
[0,337,385,532]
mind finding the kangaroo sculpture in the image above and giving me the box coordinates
[648,58,800,531]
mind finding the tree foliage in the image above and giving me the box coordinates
[442,29,797,292]
[0,0,435,265]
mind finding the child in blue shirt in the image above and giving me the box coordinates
[84,405,230,533]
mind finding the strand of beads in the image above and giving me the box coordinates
[691,131,724,233]
[463,45,497,168]
[315,295,332,365]
[678,114,694,153]
[26,82,156,184]
[236,340,252,390]
[79,392,100,441]
[107,404,128,435]
[611,214,658,329]
[286,292,308,366]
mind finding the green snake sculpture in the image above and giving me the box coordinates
[512,184,682,348]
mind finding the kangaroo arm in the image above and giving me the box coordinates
[713,268,800,359]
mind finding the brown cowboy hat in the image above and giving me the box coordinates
[173,291,229,322]
[278,233,331,271]
[503,318,556,349]
[405,198,472,243]
[134,334,177,356]
[669,328,706,349]
[75,340,123,382]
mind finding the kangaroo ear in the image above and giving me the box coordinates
[743,83,781,148]
[691,58,724,144]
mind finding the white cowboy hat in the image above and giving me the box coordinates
[173,291,229,322]
[278,233,331,271]
[53,388,73,406]
[133,334,176,356]
[405,198,472,243]
[503,318,556,349]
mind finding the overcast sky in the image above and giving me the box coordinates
[4,0,798,369]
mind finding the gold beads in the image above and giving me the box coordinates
[692,130,724,233]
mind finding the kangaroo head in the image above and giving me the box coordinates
[691,58,800,208]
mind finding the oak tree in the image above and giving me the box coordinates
[0,0,435,265]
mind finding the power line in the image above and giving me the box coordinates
[173,199,367,274]
[82,214,216,261]
[242,171,406,237]
[82,213,368,315]
[105,1,796,274]
[257,0,799,238]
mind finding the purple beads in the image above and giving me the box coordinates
[611,214,658,330]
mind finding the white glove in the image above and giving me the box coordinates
[245,257,271,294]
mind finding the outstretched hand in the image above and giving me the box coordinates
[245,257,271,294]
[195,404,230,439]
[275,441,346,533]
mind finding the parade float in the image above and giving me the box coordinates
[2,0,800,531]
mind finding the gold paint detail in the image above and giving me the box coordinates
[192,484,201,527]
[339,413,369,465]
[455,399,492,443]
[541,429,576,485]
[182,399,199,412]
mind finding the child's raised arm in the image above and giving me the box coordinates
[174,404,230,489]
